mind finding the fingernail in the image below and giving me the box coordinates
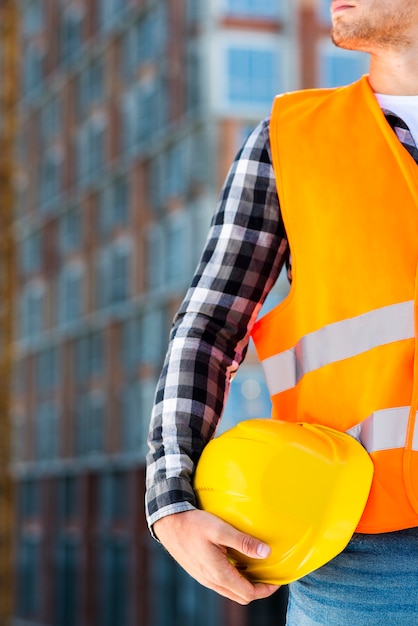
[257,543,271,558]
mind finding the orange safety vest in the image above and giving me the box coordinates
[251,75,418,534]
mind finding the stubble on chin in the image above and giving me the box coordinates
[331,13,415,52]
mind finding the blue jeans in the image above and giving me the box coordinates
[286,528,418,625]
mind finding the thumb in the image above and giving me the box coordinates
[229,530,272,560]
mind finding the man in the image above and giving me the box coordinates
[146,1,418,623]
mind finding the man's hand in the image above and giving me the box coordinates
[153,509,280,605]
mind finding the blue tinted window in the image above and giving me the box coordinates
[226,0,281,18]
[60,208,82,254]
[319,47,369,88]
[227,47,278,107]
[100,540,129,626]
[23,0,44,35]
[17,537,41,617]
[56,539,79,626]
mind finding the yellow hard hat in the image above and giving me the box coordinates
[193,418,374,585]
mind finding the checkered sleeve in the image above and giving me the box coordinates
[145,117,289,533]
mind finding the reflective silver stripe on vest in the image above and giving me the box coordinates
[262,300,414,396]
[346,407,418,453]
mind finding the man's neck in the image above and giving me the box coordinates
[369,49,418,95]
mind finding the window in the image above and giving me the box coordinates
[74,335,88,384]
[96,240,131,308]
[111,240,131,303]
[137,7,166,66]
[99,0,129,31]
[113,177,129,224]
[141,307,166,365]
[121,78,163,154]
[75,392,105,456]
[76,115,107,186]
[77,57,105,119]
[125,74,168,145]
[165,211,191,288]
[19,230,42,276]
[23,43,44,96]
[90,331,104,377]
[60,7,83,63]
[100,539,129,626]
[121,26,137,81]
[120,383,142,452]
[217,32,285,115]
[121,7,166,79]
[19,280,45,339]
[38,148,62,209]
[96,249,111,309]
[137,79,160,144]
[147,223,165,291]
[35,401,58,461]
[318,42,369,88]
[23,0,44,36]
[227,45,279,108]
[56,537,79,626]
[59,208,82,254]
[58,476,78,521]
[154,74,168,134]
[120,88,137,154]
[100,177,129,234]
[186,0,204,23]
[36,347,59,392]
[140,378,157,442]
[135,18,154,67]
[225,0,282,19]
[18,479,40,520]
[90,116,107,177]
[189,129,209,187]
[100,471,129,523]
[165,141,188,199]
[99,0,115,29]
[74,331,104,384]
[121,316,141,371]
[58,262,84,326]
[40,95,62,143]
[16,536,41,619]
[149,154,165,210]
[76,125,89,184]
[187,40,203,112]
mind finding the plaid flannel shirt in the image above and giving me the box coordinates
[145,110,418,532]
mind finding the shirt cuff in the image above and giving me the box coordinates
[145,476,198,540]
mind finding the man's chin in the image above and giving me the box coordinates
[331,28,365,52]
[331,32,356,50]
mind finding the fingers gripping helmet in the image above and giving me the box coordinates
[193,419,374,585]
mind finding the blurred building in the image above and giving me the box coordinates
[11,1,369,625]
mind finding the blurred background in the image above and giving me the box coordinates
[0,0,369,624]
